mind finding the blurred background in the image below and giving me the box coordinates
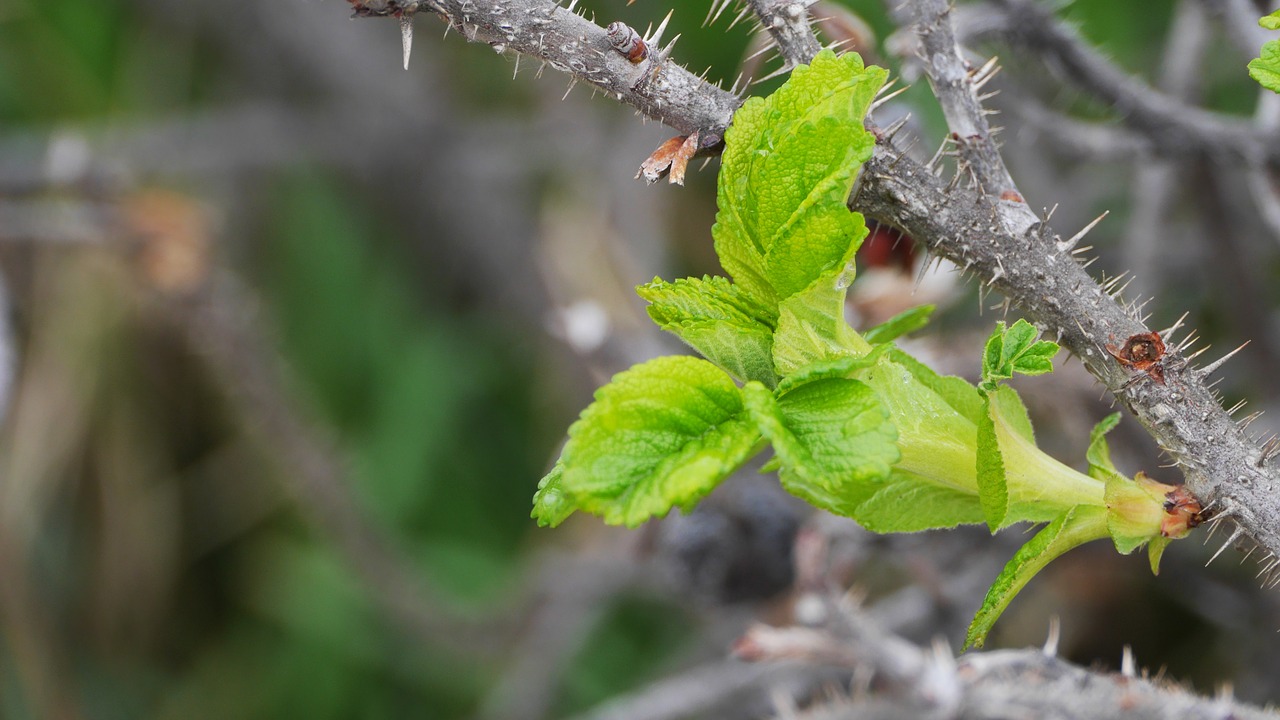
[2,0,1280,717]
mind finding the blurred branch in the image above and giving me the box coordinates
[165,273,509,657]
[1122,0,1208,301]
[736,595,1278,720]
[956,0,1280,163]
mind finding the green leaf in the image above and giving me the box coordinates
[550,356,764,527]
[980,319,1058,390]
[852,470,986,532]
[1263,10,1280,30]
[638,276,778,386]
[976,396,1008,532]
[715,50,886,304]
[965,505,1110,649]
[1249,39,1280,94]
[886,348,985,425]
[771,260,871,376]
[775,345,891,395]
[864,305,935,344]
[1085,412,1124,482]
[743,378,898,517]
[531,462,575,528]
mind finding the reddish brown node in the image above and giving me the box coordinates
[1161,485,1203,537]
[606,22,649,64]
[999,189,1024,203]
[1107,331,1167,385]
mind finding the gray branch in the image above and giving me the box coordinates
[340,0,1280,683]
[738,594,1276,720]
[961,0,1280,164]
[746,0,824,68]
[900,0,1016,197]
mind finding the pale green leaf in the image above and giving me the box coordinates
[775,345,890,395]
[976,396,1008,532]
[864,305,935,344]
[965,505,1110,649]
[552,356,764,527]
[772,262,871,377]
[531,462,575,528]
[743,378,898,517]
[886,348,985,425]
[1264,9,1280,30]
[1085,412,1124,482]
[638,276,778,386]
[853,470,986,532]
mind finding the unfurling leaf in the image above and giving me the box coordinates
[965,505,1109,649]
[743,377,898,518]
[863,305,935,344]
[639,276,778,386]
[542,356,764,528]
[980,319,1058,391]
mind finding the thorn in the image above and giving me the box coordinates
[1160,311,1189,341]
[1043,616,1060,657]
[1207,527,1245,566]
[869,84,910,113]
[1198,341,1251,379]
[647,9,674,46]
[970,55,1001,89]
[400,14,414,70]
[562,78,578,101]
[1120,645,1136,678]
[1058,211,1109,253]
[728,4,753,30]
[705,0,734,27]
[1240,411,1264,430]
[880,116,910,142]
[512,53,521,78]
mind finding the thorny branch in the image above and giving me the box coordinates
[344,0,1280,676]
[957,0,1280,164]
[731,594,1278,720]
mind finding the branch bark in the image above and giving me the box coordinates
[340,0,1280,659]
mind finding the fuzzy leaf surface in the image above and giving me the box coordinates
[864,305,935,344]
[743,378,898,517]
[638,276,778,386]
[1251,11,1280,93]
[531,462,575,528]
[981,319,1058,390]
[547,356,763,527]
[714,50,886,305]
[965,505,1110,649]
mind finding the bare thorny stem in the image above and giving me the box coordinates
[346,0,1280,613]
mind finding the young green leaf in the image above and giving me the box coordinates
[742,378,898,517]
[886,348,985,425]
[975,397,1008,532]
[1250,11,1280,93]
[548,356,764,527]
[531,462,575,528]
[863,305,935,345]
[964,505,1110,649]
[980,319,1058,391]
[775,346,890,396]
[714,50,886,305]
[771,261,871,377]
[1085,412,1124,482]
[638,276,778,386]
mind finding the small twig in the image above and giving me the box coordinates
[902,0,1017,197]
[745,0,824,68]
[964,0,1280,164]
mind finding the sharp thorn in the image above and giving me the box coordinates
[400,15,414,70]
